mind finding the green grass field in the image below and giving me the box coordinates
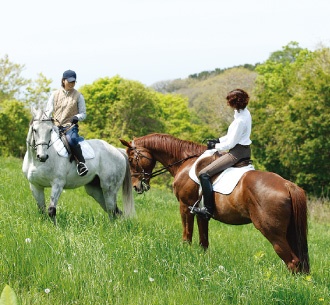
[1,157,329,304]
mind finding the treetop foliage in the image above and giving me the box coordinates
[251,43,330,195]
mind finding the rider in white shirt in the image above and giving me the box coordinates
[191,89,252,220]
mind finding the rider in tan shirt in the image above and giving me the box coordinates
[45,70,88,176]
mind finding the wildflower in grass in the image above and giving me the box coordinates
[218,265,225,271]
[149,277,155,282]
[318,298,324,302]
[134,269,138,273]
[304,275,313,282]
[25,238,31,243]
[254,251,265,261]
[44,288,50,294]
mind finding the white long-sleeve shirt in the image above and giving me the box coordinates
[215,108,252,151]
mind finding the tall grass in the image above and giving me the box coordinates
[0,157,329,304]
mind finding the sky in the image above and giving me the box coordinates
[1,0,330,89]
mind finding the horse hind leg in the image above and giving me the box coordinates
[84,184,122,219]
[257,224,303,273]
[271,237,302,273]
[102,188,121,220]
[85,184,107,210]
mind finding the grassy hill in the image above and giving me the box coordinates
[0,157,329,304]
[152,67,257,133]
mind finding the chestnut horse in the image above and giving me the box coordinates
[120,133,309,273]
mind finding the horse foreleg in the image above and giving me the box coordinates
[30,183,46,213]
[196,217,209,249]
[48,182,64,224]
[180,201,195,244]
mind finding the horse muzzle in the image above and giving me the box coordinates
[37,154,49,162]
[134,179,150,194]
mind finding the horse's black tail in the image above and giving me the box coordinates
[286,182,310,273]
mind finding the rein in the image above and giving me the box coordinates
[131,146,199,180]
[149,155,198,178]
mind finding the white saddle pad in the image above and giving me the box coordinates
[189,150,255,194]
[51,130,95,159]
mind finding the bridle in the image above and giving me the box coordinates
[129,142,199,182]
[29,118,54,150]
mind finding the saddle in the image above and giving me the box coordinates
[51,129,95,159]
[195,151,252,182]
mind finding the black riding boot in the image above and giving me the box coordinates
[191,173,214,220]
[70,144,88,176]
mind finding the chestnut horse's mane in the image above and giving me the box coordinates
[134,133,206,159]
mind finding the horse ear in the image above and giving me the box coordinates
[119,138,131,148]
[31,106,38,118]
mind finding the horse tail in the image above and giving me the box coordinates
[286,182,310,273]
[118,148,136,218]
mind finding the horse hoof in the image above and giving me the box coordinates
[48,206,56,217]
[115,208,123,216]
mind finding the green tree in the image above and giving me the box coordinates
[251,43,330,195]
[0,55,52,157]
[268,41,303,64]
[79,76,165,144]
[0,100,30,157]
[25,73,52,108]
[156,92,211,142]
[0,54,28,103]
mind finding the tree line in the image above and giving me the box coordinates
[0,42,329,196]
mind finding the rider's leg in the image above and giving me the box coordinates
[191,153,237,219]
[70,143,88,176]
[66,127,88,176]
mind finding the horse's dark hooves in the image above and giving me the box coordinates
[115,208,123,216]
[48,206,57,217]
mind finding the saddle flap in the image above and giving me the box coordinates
[188,150,254,194]
[51,130,95,159]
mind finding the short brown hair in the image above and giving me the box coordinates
[226,89,249,110]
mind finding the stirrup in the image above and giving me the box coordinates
[77,162,88,176]
[189,206,212,220]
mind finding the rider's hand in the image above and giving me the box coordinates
[207,139,219,149]
[71,116,79,124]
